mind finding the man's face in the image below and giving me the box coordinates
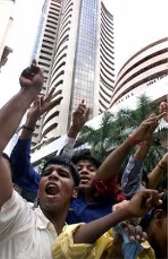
[76,159,97,189]
[148,212,168,257]
[38,164,75,212]
[157,215,168,256]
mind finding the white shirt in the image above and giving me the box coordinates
[0,191,57,259]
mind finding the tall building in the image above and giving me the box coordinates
[31,0,62,145]
[94,2,115,114]
[32,0,115,154]
[0,0,14,68]
[109,37,168,112]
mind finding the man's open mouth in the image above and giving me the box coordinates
[80,176,90,183]
[45,183,59,195]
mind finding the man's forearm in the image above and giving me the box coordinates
[96,139,133,180]
[0,88,38,153]
[134,142,151,160]
[67,125,79,139]
[73,207,131,244]
[20,117,37,139]
[148,164,165,189]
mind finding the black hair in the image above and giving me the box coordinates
[71,149,101,169]
[140,191,168,230]
[41,155,80,186]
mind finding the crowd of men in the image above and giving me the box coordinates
[0,62,167,259]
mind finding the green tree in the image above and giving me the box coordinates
[78,95,167,171]
[78,112,114,161]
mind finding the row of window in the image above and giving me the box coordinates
[111,70,168,107]
[114,57,168,96]
[116,48,168,85]
[118,38,168,75]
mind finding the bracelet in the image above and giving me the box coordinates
[22,125,34,132]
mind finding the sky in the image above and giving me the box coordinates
[106,0,168,70]
[0,0,44,106]
[0,0,167,107]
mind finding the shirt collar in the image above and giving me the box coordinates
[35,207,56,232]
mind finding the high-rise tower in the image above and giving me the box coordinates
[32,0,115,158]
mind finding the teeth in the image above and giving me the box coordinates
[80,177,89,180]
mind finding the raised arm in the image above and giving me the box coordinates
[20,88,63,140]
[10,89,63,190]
[0,62,43,208]
[72,189,162,244]
[121,139,152,198]
[95,113,164,181]
[67,100,89,139]
[59,100,89,156]
[148,152,168,189]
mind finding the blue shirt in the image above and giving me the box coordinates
[10,139,40,195]
[67,194,115,224]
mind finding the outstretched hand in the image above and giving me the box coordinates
[27,89,63,122]
[68,100,89,138]
[19,60,44,91]
[72,100,90,130]
[122,223,148,242]
[124,189,163,218]
[128,113,166,145]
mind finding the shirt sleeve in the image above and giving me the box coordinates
[52,224,114,259]
[10,138,40,191]
[3,132,19,157]
[121,155,144,199]
[0,191,34,241]
[57,135,76,157]
[52,224,155,259]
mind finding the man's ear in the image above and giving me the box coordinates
[153,209,164,227]
[153,209,164,219]
[72,187,78,198]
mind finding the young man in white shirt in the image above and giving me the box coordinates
[0,62,164,259]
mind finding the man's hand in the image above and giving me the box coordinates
[122,223,148,242]
[124,190,162,218]
[72,100,89,130]
[113,201,148,241]
[159,101,168,122]
[68,100,89,138]
[19,60,44,91]
[26,89,63,123]
[128,113,165,146]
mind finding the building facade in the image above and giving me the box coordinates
[0,0,14,68]
[32,0,115,153]
[109,37,168,112]
[94,2,115,114]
